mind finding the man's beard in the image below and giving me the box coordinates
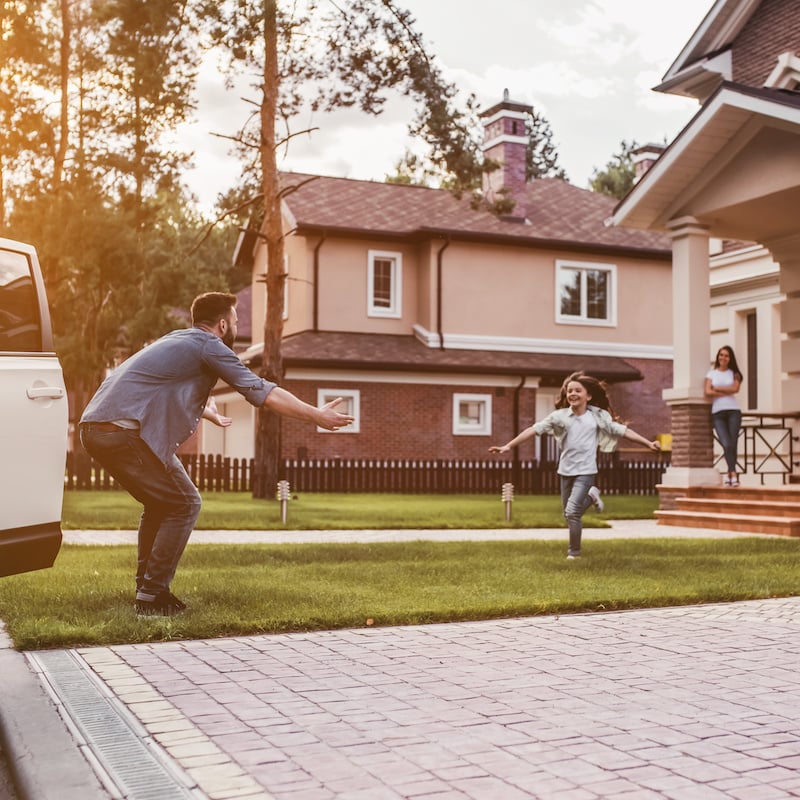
[222,328,235,350]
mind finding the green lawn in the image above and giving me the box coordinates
[62,490,660,530]
[0,537,798,650]
[6,491,793,652]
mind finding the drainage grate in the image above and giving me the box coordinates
[29,650,198,800]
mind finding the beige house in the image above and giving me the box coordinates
[611,0,800,522]
[208,94,675,465]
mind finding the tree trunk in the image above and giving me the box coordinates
[252,0,286,499]
[54,0,71,191]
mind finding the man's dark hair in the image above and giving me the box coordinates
[191,292,237,326]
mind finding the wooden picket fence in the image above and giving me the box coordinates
[65,451,670,495]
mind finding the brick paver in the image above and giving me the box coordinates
[77,597,800,799]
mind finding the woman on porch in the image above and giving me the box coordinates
[705,345,743,487]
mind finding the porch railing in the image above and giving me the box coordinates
[714,412,800,484]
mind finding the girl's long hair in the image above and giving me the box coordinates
[555,371,617,418]
[714,345,744,382]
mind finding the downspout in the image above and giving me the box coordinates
[512,375,526,487]
[436,238,450,349]
[313,234,326,332]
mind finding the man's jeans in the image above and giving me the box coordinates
[560,473,596,557]
[80,424,201,596]
[712,409,742,473]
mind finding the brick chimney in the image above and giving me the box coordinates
[480,89,533,213]
[632,143,665,183]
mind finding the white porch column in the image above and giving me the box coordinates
[766,233,800,412]
[660,216,719,490]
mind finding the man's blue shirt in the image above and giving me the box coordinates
[81,328,275,465]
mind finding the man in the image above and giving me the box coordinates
[80,292,353,616]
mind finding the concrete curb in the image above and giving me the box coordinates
[0,627,106,800]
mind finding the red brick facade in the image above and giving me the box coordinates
[607,358,673,439]
[668,403,714,468]
[279,360,671,463]
[732,0,800,86]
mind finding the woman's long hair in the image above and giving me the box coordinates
[555,371,617,418]
[714,345,744,382]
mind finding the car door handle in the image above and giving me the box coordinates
[27,386,66,399]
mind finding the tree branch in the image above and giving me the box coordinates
[185,193,265,257]
[277,175,319,199]
[275,125,320,151]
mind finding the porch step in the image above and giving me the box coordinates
[657,484,800,537]
[683,485,800,503]
[674,498,800,518]
[655,510,800,537]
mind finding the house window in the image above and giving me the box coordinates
[368,250,402,318]
[555,260,616,326]
[316,389,360,433]
[453,393,492,436]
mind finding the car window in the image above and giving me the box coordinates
[0,246,43,352]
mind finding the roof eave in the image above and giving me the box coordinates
[293,223,670,260]
[611,83,800,232]
[660,0,759,86]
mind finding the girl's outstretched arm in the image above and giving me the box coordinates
[623,428,661,451]
[489,425,537,453]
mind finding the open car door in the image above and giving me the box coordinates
[0,238,67,577]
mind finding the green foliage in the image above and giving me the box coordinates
[525,109,567,181]
[1,0,243,427]
[0,537,798,649]
[590,139,638,200]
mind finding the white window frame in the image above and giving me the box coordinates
[452,393,492,436]
[367,250,402,318]
[316,388,360,433]
[555,260,617,326]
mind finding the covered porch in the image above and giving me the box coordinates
[611,82,800,524]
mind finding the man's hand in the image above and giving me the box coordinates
[264,387,354,429]
[203,397,233,428]
[317,396,354,431]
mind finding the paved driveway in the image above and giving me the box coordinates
[31,596,800,800]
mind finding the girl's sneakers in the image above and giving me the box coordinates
[588,486,604,512]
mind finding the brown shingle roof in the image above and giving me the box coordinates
[282,172,670,255]
[243,331,643,384]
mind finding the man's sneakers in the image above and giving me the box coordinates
[588,486,604,513]
[135,590,187,617]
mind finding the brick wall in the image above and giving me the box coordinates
[669,403,714,468]
[608,358,673,441]
[279,357,672,462]
[732,0,800,86]
[281,379,538,461]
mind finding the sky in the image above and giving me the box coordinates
[180,0,715,212]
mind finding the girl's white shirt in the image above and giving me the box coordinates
[533,405,628,475]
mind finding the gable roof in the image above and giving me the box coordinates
[656,0,800,100]
[281,172,670,257]
[611,81,800,234]
[658,0,760,97]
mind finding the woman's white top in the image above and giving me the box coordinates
[706,368,740,414]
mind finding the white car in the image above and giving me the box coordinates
[0,237,67,576]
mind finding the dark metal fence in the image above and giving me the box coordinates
[65,451,671,495]
[714,412,800,484]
